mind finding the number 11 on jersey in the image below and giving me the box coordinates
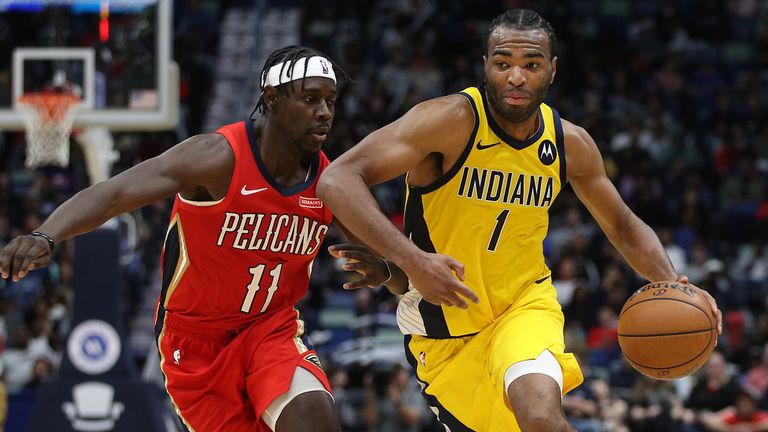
[241,263,283,314]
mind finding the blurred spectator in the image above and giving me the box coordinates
[565,285,598,330]
[1,324,57,393]
[548,207,597,261]
[686,352,742,415]
[629,378,684,432]
[592,378,629,432]
[599,263,632,314]
[586,306,621,370]
[24,356,53,390]
[563,379,604,432]
[699,389,768,432]
[554,256,586,308]
[660,226,688,277]
[687,243,714,285]
[363,363,428,432]
[744,344,768,396]
[742,314,768,367]
[733,239,768,291]
[329,367,363,431]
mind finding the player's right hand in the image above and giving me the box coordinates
[328,243,391,289]
[0,235,53,281]
[403,252,479,309]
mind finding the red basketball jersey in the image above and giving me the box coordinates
[158,120,333,329]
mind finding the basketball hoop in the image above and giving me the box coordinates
[17,91,81,168]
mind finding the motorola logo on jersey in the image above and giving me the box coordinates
[538,140,557,165]
[217,212,328,256]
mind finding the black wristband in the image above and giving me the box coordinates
[30,231,55,251]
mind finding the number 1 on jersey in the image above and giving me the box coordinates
[488,209,509,252]
[241,263,283,314]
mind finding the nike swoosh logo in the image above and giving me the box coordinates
[241,186,268,195]
[476,140,501,150]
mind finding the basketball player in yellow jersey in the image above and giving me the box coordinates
[319,9,722,432]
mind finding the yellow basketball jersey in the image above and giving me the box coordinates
[397,86,566,338]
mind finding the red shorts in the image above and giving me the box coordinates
[155,306,331,431]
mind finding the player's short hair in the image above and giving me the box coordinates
[485,9,558,58]
[252,45,350,117]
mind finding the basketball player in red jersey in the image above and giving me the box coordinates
[0,46,385,432]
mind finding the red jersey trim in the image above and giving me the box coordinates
[246,120,322,198]
[174,122,245,214]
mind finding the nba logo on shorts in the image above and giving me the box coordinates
[320,60,329,74]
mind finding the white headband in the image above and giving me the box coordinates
[262,56,337,88]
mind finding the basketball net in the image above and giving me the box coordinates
[18,91,81,168]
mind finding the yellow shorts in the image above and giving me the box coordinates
[404,281,583,431]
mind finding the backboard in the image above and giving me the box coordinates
[0,0,178,131]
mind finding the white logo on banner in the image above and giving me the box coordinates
[67,320,121,375]
[62,382,124,431]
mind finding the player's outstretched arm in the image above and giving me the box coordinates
[318,96,479,308]
[0,133,234,281]
[564,121,721,332]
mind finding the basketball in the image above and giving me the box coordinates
[618,281,717,380]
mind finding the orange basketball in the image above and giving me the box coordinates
[618,281,717,380]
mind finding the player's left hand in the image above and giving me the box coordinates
[0,234,53,282]
[677,275,722,335]
[328,244,390,289]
